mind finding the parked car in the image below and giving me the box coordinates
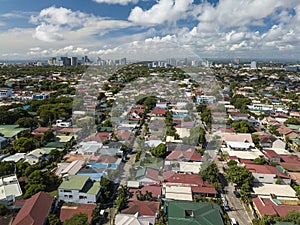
[233,190,240,198]
[230,218,238,225]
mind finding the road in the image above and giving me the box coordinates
[222,183,254,225]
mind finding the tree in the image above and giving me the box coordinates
[253,157,268,165]
[42,130,55,143]
[150,143,167,158]
[91,209,100,225]
[13,137,37,153]
[23,184,46,199]
[199,162,219,184]
[16,117,38,130]
[283,210,300,224]
[230,94,251,110]
[182,126,206,147]
[48,214,61,225]
[232,120,256,133]
[63,213,89,225]
[100,177,114,202]
[227,160,237,167]
[225,165,253,188]
[284,118,300,125]
[0,204,8,216]
[0,162,15,177]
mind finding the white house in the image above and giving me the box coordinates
[0,175,22,206]
[58,175,101,204]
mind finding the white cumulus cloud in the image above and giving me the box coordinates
[93,0,139,5]
[129,0,194,25]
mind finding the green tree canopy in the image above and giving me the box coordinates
[63,213,89,225]
[232,120,256,133]
[150,143,167,158]
[16,117,38,129]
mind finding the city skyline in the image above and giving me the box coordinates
[1,0,300,60]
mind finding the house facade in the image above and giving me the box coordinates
[58,175,101,204]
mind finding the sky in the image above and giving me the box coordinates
[0,0,300,61]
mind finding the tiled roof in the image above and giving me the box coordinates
[129,184,162,200]
[60,203,96,222]
[253,196,300,217]
[223,133,253,143]
[244,163,290,179]
[151,108,167,115]
[121,201,160,217]
[12,192,53,225]
[166,149,202,161]
[164,173,204,186]
[264,149,281,159]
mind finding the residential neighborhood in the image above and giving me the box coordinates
[0,59,299,225]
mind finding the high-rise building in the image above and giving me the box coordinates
[121,57,127,65]
[71,57,78,66]
[250,61,257,69]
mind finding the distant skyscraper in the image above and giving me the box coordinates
[121,57,127,65]
[251,61,257,69]
[233,58,240,65]
[71,57,78,66]
[61,57,71,66]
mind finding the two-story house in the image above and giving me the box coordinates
[58,175,101,204]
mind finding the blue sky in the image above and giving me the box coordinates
[0,0,300,60]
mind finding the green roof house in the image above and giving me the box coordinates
[167,201,224,225]
[58,175,101,204]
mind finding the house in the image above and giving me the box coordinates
[228,112,249,121]
[277,126,299,139]
[257,134,277,149]
[121,200,160,217]
[129,184,162,201]
[253,196,300,217]
[12,192,53,225]
[0,125,28,141]
[263,149,281,163]
[244,163,291,184]
[55,160,85,177]
[252,184,297,201]
[166,149,202,162]
[60,203,96,223]
[115,212,155,225]
[288,172,300,185]
[0,136,8,151]
[151,108,167,117]
[222,133,254,151]
[58,175,101,204]
[135,167,161,184]
[163,173,216,198]
[31,127,52,138]
[0,175,22,206]
[166,201,224,225]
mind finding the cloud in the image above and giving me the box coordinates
[29,6,133,43]
[128,0,194,25]
[93,0,139,5]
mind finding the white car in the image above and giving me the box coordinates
[230,218,238,225]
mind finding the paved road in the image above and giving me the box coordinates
[223,183,254,225]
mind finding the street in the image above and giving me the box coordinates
[222,183,254,225]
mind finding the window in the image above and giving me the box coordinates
[79,196,87,199]
[185,210,194,217]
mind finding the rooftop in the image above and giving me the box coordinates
[58,175,90,191]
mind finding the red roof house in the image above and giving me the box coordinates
[121,201,160,217]
[60,203,96,222]
[12,192,53,225]
[166,149,203,162]
[253,196,300,217]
